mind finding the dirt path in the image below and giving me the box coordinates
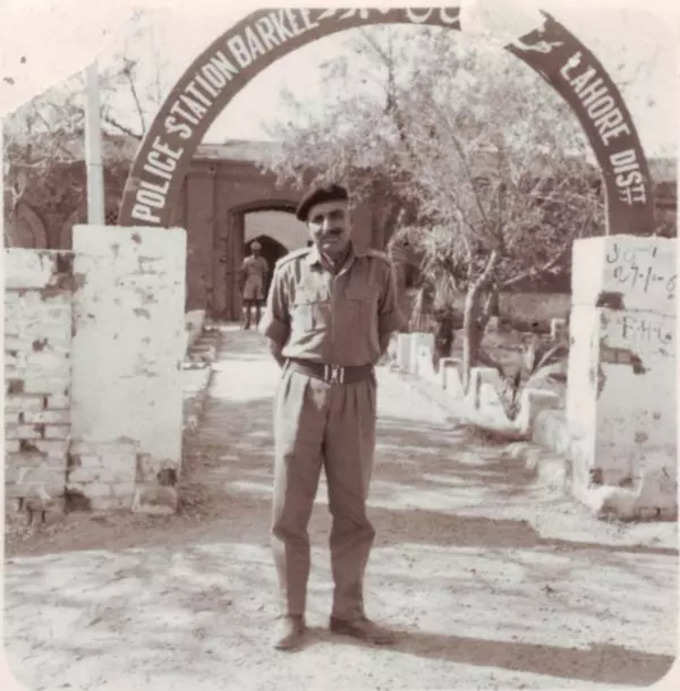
[3,325,678,690]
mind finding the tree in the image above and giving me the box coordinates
[392,34,604,386]
[263,26,604,389]
[3,75,139,247]
[3,82,86,223]
[262,27,425,238]
[98,16,174,140]
[3,16,171,245]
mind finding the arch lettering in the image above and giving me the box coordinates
[118,7,654,237]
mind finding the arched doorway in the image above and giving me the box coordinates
[246,207,309,300]
[220,201,305,320]
[244,208,309,253]
[118,7,654,239]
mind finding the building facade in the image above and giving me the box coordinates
[166,141,397,317]
[4,136,676,320]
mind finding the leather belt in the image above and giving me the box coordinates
[286,358,374,384]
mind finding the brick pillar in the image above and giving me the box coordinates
[567,235,676,516]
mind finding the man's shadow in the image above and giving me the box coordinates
[298,626,674,686]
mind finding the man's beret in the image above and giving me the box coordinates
[296,183,348,221]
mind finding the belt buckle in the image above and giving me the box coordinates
[324,364,344,384]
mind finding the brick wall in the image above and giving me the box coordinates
[66,440,139,511]
[4,227,187,518]
[4,250,74,514]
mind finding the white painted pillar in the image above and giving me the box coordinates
[70,225,187,512]
[397,333,411,371]
[1,119,4,242]
[409,331,435,375]
[567,235,676,514]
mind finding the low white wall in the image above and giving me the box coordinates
[397,334,559,437]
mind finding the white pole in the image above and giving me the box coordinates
[1,119,5,244]
[84,60,105,225]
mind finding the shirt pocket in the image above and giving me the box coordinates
[340,283,375,328]
[292,288,331,333]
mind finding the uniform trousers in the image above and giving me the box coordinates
[272,363,377,620]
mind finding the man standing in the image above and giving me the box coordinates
[260,183,404,651]
[239,240,269,329]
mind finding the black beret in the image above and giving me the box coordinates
[296,183,348,221]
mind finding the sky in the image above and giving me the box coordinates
[1,0,678,157]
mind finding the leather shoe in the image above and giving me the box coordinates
[272,615,305,651]
[329,615,396,645]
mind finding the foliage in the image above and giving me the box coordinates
[263,26,604,385]
[501,336,569,419]
[3,82,137,247]
[390,223,465,332]
[3,82,86,220]
[3,17,167,244]
[389,29,604,289]
[522,340,568,379]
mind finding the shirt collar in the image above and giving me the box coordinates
[306,242,359,273]
[305,244,323,267]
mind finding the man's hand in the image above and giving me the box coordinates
[379,331,393,358]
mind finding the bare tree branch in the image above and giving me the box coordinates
[356,28,391,66]
[122,59,147,135]
[500,240,571,288]
[103,113,143,140]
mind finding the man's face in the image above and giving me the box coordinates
[306,199,351,259]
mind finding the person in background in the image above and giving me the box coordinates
[260,183,404,651]
[239,240,269,329]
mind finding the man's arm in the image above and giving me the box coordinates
[238,258,247,293]
[377,259,406,355]
[259,264,290,367]
[379,331,392,357]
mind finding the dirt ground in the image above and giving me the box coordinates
[3,325,678,691]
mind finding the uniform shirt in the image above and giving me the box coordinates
[260,243,404,366]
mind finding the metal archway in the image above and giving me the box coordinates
[118,7,654,236]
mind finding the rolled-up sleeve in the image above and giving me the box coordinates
[259,266,290,346]
[378,261,406,336]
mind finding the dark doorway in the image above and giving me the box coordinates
[220,207,308,321]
